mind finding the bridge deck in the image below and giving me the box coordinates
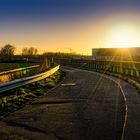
[0,67,139,140]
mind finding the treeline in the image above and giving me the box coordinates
[0,44,83,59]
[43,52,80,59]
[0,44,38,57]
[0,44,80,58]
[0,44,15,56]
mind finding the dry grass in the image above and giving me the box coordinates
[0,70,65,118]
[0,63,33,73]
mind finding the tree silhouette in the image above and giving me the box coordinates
[22,47,38,56]
[0,44,16,56]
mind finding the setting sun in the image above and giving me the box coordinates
[107,24,140,48]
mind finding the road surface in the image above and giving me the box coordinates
[0,67,139,140]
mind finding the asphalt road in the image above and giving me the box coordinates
[0,67,139,140]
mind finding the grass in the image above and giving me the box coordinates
[0,62,47,84]
[0,70,65,118]
[0,61,51,84]
[0,63,38,84]
[0,63,34,73]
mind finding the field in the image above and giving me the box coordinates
[0,63,33,73]
[0,63,38,84]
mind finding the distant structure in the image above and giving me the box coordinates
[92,47,140,61]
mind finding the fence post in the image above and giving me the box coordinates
[136,70,140,78]
[130,69,134,76]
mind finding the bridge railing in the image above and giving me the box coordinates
[57,59,140,78]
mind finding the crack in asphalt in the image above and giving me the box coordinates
[3,121,66,140]
[32,99,87,105]
[4,120,46,134]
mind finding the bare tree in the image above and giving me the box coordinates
[22,47,38,56]
[28,47,35,55]
[34,48,38,55]
[0,44,16,56]
[22,47,28,56]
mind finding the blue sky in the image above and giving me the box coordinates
[0,0,140,22]
[0,0,140,54]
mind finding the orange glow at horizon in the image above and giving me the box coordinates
[1,12,140,55]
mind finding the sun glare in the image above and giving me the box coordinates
[107,24,140,48]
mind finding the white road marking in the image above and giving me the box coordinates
[61,83,76,86]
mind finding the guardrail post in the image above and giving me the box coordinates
[130,69,134,76]
[122,67,125,75]
[94,64,97,70]
[112,66,115,73]
[133,69,139,78]
[97,64,99,70]
[88,63,90,70]
[125,68,129,75]
[136,70,140,78]
[128,68,131,76]
[95,63,97,70]
[103,64,105,71]
[90,63,92,70]
[91,63,93,69]
[98,64,100,70]
[100,64,103,70]
[94,63,96,70]
[116,67,119,73]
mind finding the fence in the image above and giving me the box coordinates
[57,59,140,78]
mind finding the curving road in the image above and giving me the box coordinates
[0,67,139,140]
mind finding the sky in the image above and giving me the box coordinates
[1,0,140,55]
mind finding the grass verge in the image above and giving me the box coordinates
[0,70,65,119]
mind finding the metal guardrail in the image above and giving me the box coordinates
[0,65,60,93]
[0,65,40,76]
